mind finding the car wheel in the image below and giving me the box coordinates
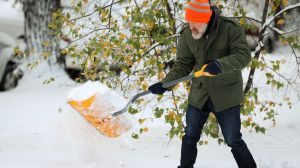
[0,61,19,91]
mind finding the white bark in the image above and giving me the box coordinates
[260,3,300,32]
[23,0,59,65]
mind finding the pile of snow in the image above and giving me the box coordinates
[67,80,127,109]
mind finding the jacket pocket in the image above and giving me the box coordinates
[191,77,204,88]
[213,71,242,89]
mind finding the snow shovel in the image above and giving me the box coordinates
[68,82,133,138]
[110,64,214,117]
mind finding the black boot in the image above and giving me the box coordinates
[177,166,193,168]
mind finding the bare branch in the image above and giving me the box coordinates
[105,0,115,36]
[164,0,176,35]
[268,27,299,35]
[69,0,125,22]
[141,33,180,57]
[288,42,300,80]
[261,3,300,32]
[230,16,299,35]
[228,16,262,24]
[63,27,109,49]
[244,0,270,94]
[133,0,140,10]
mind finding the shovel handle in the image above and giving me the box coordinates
[162,64,214,89]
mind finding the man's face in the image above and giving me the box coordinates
[189,22,208,39]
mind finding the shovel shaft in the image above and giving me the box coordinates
[111,64,214,117]
[111,75,194,117]
[162,74,194,88]
[111,90,151,117]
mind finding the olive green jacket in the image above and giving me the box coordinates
[161,7,251,112]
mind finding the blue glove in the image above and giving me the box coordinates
[148,82,167,95]
[204,60,222,75]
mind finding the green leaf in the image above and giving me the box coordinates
[154,107,164,118]
[132,133,139,139]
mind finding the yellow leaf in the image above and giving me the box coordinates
[282,0,288,7]
[170,47,176,53]
[276,19,285,26]
[119,33,126,40]
[173,100,178,106]
[126,59,133,66]
[280,38,288,45]
[142,81,148,91]
[167,111,176,119]
[61,48,68,55]
[138,49,145,55]
[138,118,146,124]
[143,127,149,133]
[239,18,245,25]
[143,1,148,7]
[158,71,165,80]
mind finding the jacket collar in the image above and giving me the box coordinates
[204,6,221,36]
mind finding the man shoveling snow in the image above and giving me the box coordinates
[148,1,256,168]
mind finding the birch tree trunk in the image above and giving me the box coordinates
[23,0,60,65]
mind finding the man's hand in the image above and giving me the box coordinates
[204,60,222,75]
[148,82,167,95]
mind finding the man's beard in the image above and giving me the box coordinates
[191,26,207,39]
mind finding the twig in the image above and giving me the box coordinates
[288,42,300,80]
[141,33,180,57]
[133,0,140,10]
[105,0,114,36]
[69,0,124,22]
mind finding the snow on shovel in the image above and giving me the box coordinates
[67,81,132,138]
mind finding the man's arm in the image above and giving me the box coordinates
[161,33,195,85]
[216,25,251,74]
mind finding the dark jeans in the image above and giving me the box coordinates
[178,98,256,168]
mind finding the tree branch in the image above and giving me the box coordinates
[164,0,176,35]
[261,3,300,32]
[105,0,114,36]
[230,16,299,35]
[133,0,140,10]
[229,16,262,24]
[141,33,180,57]
[288,42,300,81]
[244,0,270,94]
[69,0,124,22]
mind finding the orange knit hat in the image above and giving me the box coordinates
[185,0,212,23]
